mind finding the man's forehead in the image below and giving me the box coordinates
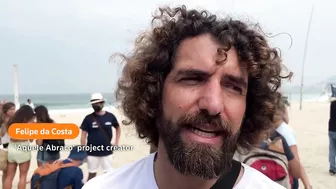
[173,54,248,83]
[173,34,218,64]
[172,34,248,78]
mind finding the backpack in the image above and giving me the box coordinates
[31,160,77,189]
[43,139,65,153]
[233,137,292,189]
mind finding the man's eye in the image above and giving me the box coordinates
[179,77,203,84]
[224,83,243,94]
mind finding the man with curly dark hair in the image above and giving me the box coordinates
[83,5,290,189]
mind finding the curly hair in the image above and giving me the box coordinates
[115,5,291,150]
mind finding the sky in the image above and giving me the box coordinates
[0,0,333,94]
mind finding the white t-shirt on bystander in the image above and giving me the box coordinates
[0,126,10,145]
[26,102,35,109]
[276,121,297,147]
[82,153,284,189]
[1,132,10,144]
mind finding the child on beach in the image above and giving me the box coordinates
[276,100,312,189]
[3,105,35,189]
[257,129,302,188]
[270,107,302,185]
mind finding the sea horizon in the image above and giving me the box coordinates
[0,92,329,114]
[0,92,117,112]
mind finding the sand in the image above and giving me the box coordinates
[287,102,336,189]
[3,102,336,189]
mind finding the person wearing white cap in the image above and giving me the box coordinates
[80,93,121,181]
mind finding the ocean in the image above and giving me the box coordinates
[283,92,328,102]
[0,92,328,113]
[0,93,117,113]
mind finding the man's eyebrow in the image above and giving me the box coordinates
[174,69,247,88]
[223,75,248,88]
[175,69,211,78]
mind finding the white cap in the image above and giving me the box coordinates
[90,93,105,104]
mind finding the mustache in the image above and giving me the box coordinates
[177,110,231,132]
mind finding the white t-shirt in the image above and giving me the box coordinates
[1,132,10,144]
[26,102,35,109]
[276,121,297,146]
[0,125,10,144]
[82,153,284,189]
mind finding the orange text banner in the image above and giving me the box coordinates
[8,123,79,140]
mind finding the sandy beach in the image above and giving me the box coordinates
[3,101,336,189]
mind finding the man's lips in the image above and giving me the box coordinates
[186,124,224,134]
[182,124,226,142]
[190,127,219,138]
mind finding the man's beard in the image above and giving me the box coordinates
[158,110,239,180]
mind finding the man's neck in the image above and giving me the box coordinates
[154,142,218,189]
[94,110,105,116]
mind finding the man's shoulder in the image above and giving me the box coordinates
[104,111,117,118]
[82,154,155,189]
[103,111,118,123]
[84,113,94,120]
[236,164,285,189]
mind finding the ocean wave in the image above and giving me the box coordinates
[49,106,117,115]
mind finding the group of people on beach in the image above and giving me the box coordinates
[0,102,72,189]
[0,93,121,189]
[0,101,42,189]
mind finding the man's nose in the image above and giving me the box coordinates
[197,81,223,116]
